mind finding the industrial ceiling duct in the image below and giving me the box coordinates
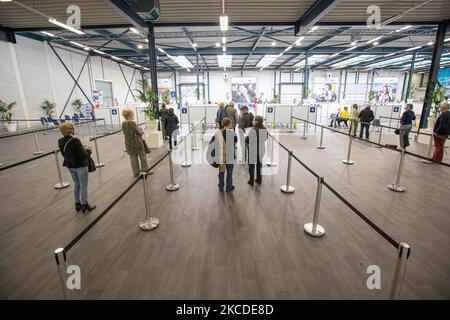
[127,0,160,21]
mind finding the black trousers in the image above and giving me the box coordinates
[248,161,262,183]
[360,123,370,138]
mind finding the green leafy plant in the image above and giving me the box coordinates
[0,100,16,123]
[136,79,159,120]
[71,98,84,113]
[41,99,56,117]
[429,80,447,117]
[162,90,171,105]
[272,91,279,103]
[175,96,182,106]
[368,90,376,103]
[408,83,417,100]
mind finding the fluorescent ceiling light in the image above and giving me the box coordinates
[312,26,319,31]
[217,54,232,68]
[220,15,228,32]
[186,69,191,72]
[124,60,133,64]
[70,41,86,48]
[285,46,292,52]
[111,56,121,61]
[445,38,450,42]
[170,55,194,69]
[157,47,166,54]
[192,42,198,48]
[49,18,84,35]
[330,53,339,58]
[396,25,412,32]
[40,31,55,37]
[427,41,433,46]
[145,39,149,43]
[137,44,144,49]
[0,0,13,2]
[385,52,396,57]
[271,41,276,46]
[351,41,357,46]
[222,46,226,52]
[256,54,279,68]
[373,41,379,46]
[222,37,227,44]
[330,55,377,68]
[93,49,106,55]
[129,27,140,34]
[293,55,329,67]
[215,42,221,47]
[367,36,382,44]
[405,46,422,52]
[345,46,357,52]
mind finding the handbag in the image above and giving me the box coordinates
[394,129,400,135]
[143,139,151,154]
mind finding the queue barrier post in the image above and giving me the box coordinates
[266,135,277,167]
[374,125,383,148]
[388,148,406,192]
[304,176,325,237]
[32,130,44,155]
[139,172,160,231]
[94,137,105,168]
[289,106,294,133]
[342,133,354,165]
[192,122,199,151]
[317,126,325,149]
[300,120,307,140]
[86,120,91,138]
[103,119,108,134]
[166,150,180,191]
[54,150,70,189]
[54,248,74,299]
[280,151,295,193]
[181,134,191,167]
[420,134,434,164]
[390,242,411,300]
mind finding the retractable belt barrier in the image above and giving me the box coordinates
[267,130,411,300]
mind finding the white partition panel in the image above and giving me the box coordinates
[95,107,121,127]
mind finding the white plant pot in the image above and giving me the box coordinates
[146,119,159,132]
[427,116,437,130]
[5,122,17,132]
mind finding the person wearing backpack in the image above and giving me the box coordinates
[207,117,238,192]
[223,101,239,130]
[215,102,225,129]
[58,122,96,213]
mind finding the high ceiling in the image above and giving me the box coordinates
[1,0,450,71]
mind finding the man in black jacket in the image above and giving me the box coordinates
[358,105,375,139]
[432,102,450,162]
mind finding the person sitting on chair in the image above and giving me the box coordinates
[329,109,340,127]
[336,107,350,128]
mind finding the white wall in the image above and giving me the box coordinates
[0,35,141,128]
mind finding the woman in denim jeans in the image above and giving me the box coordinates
[58,122,96,213]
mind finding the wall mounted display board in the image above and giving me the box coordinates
[313,77,339,103]
[231,77,256,106]
[372,77,399,103]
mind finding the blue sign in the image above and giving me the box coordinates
[111,109,117,115]
[394,106,399,112]
[170,91,177,98]
[182,108,187,114]
[267,107,273,113]
[309,107,316,113]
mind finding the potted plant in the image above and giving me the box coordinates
[272,91,279,104]
[72,98,84,114]
[162,90,171,105]
[136,79,159,131]
[0,100,17,132]
[368,90,376,105]
[407,84,416,103]
[41,99,56,118]
[428,80,447,128]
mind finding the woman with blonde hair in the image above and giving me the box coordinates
[122,109,149,177]
[58,122,96,213]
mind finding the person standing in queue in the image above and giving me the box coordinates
[208,117,238,192]
[223,101,239,130]
[246,116,268,185]
[358,105,375,139]
[122,109,149,177]
[159,103,168,136]
[216,102,225,129]
[398,103,416,149]
[58,122,96,213]
[237,105,254,163]
[432,102,450,162]
[349,104,359,137]
[164,108,180,149]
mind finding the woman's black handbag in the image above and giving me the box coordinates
[86,150,96,173]
[394,129,400,135]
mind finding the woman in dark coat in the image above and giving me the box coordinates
[245,116,268,185]
[164,108,179,149]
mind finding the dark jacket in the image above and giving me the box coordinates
[164,112,179,137]
[58,135,89,168]
[358,108,375,124]
[400,110,416,125]
[238,112,254,130]
[434,110,450,135]
[245,127,268,163]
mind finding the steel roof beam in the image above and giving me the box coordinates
[242,27,266,69]
[102,0,148,33]
[295,0,343,35]
[181,27,208,70]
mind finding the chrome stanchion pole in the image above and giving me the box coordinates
[388,148,406,192]
[420,134,433,164]
[300,120,307,140]
[181,136,191,167]
[192,122,199,151]
[317,126,325,149]
[54,248,74,299]
[139,172,160,231]
[304,176,325,237]
[33,130,44,155]
[374,125,383,148]
[342,133,354,165]
[93,119,98,136]
[166,150,180,191]
[280,151,295,193]
[103,119,108,134]
[390,242,411,300]
[266,135,277,167]
[94,138,105,168]
[86,120,91,138]
[54,150,70,189]
[289,107,294,133]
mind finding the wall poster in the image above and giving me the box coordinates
[372,77,399,103]
[231,77,256,105]
[313,77,339,102]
